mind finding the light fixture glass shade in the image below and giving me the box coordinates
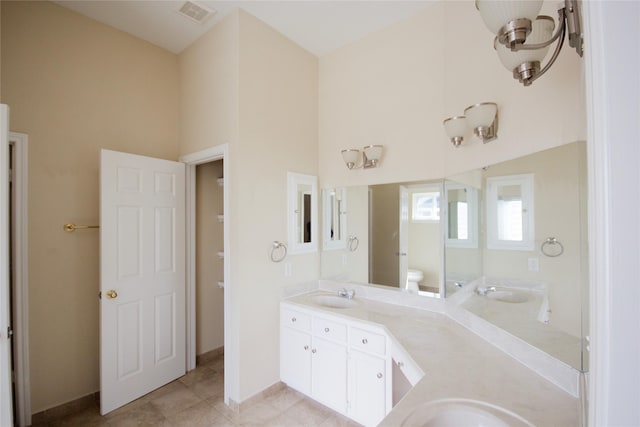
[464,103,497,129]
[363,145,383,161]
[495,16,555,70]
[476,0,543,34]
[341,149,360,169]
[443,116,468,138]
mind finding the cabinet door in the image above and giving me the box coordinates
[280,326,312,395]
[312,336,348,414]
[348,350,387,427]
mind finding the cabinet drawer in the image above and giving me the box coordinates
[282,307,311,332]
[350,327,386,356]
[313,317,347,343]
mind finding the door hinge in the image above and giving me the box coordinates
[7,327,13,338]
[98,291,102,300]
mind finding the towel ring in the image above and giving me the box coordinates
[541,237,564,257]
[270,241,287,262]
[348,235,359,252]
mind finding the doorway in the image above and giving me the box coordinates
[181,144,233,405]
[194,159,225,366]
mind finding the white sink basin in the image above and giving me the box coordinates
[486,289,530,303]
[312,295,358,309]
[400,399,534,427]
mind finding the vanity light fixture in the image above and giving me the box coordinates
[443,116,468,147]
[341,145,384,169]
[476,0,583,86]
[443,102,499,147]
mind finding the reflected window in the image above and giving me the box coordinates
[450,201,469,239]
[486,174,534,251]
[412,192,440,222]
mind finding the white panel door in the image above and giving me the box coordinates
[100,149,185,415]
[0,105,13,427]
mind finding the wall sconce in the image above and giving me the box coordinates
[476,0,583,86]
[443,102,498,147]
[341,145,383,169]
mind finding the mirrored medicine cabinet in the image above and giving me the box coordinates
[287,172,318,254]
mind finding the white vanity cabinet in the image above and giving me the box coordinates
[310,316,348,412]
[347,326,390,427]
[280,304,348,414]
[280,302,392,427]
[280,307,312,395]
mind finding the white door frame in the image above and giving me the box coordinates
[398,185,409,288]
[0,105,12,427]
[180,144,233,405]
[584,2,640,426]
[9,132,30,427]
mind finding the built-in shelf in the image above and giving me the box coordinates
[217,178,224,187]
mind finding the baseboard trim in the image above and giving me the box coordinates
[195,346,224,366]
[31,392,99,425]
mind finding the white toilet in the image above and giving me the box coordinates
[406,269,424,291]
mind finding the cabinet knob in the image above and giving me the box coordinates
[377,373,383,379]
[304,345,309,350]
[397,361,404,368]
[362,338,368,344]
[311,348,317,354]
[291,317,296,322]
[324,327,330,333]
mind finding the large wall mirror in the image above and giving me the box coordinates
[320,141,588,372]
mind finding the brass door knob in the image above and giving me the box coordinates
[106,290,118,299]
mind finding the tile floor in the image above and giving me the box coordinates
[32,352,362,427]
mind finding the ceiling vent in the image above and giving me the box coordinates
[178,1,216,24]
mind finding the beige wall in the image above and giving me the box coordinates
[179,10,318,402]
[319,3,446,189]
[1,1,180,412]
[196,161,225,354]
[179,10,239,153]
[318,1,585,188]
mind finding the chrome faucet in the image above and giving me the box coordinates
[337,288,355,299]
[475,286,497,296]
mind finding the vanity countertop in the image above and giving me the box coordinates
[283,290,580,426]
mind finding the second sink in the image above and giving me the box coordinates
[312,295,358,309]
[485,289,531,303]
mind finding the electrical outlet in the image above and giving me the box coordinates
[528,257,539,272]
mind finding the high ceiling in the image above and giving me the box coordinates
[53,1,436,57]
